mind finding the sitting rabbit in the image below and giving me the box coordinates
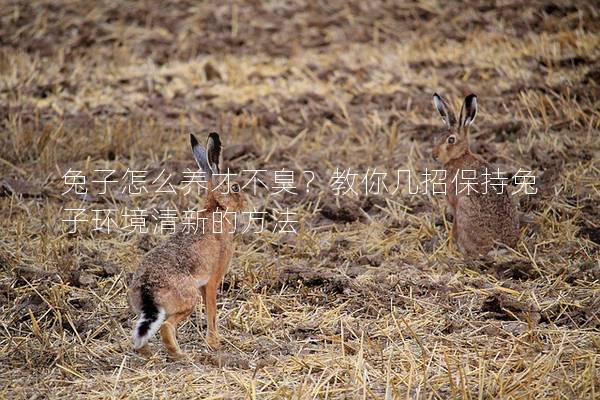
[431,93,519,257]
[128,132,245,359]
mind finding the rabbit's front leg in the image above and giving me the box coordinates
[201,284,221,350]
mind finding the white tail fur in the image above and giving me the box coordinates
[132,308,166,349]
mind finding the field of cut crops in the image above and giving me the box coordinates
[1,1,599,398]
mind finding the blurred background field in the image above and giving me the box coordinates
[1,1,599,398]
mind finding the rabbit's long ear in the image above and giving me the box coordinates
[459,94,477,127]
[206,132,221,175]
[190,133,212,176]
[433,93,456,127]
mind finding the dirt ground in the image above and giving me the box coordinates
[1,1,599,398]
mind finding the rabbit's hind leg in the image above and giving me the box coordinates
[160,309,194,360]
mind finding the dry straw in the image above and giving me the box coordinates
[1,1,599,399]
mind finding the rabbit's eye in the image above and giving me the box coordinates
[231,183,240,193]
[447,135,456,144]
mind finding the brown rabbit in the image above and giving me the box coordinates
[431,93,519,257]
[128,132,246,359]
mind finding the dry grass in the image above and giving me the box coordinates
[1,1,600,398]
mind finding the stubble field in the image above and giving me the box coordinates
[1,1,599,398]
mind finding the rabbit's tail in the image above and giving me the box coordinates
[132,285,166,349]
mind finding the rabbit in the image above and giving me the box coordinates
[431,93,519,257]
[128,132,246,359]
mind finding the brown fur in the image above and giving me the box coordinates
[432,93,519,257]
[128,133,245,359]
